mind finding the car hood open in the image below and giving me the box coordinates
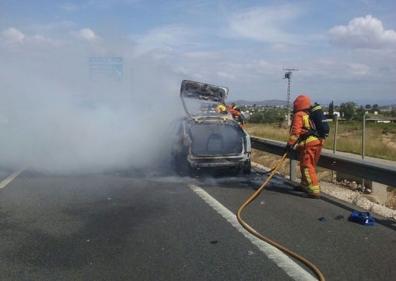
[180,80,228,117]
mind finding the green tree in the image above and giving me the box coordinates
[340,102,357,121]
[355,106,366,121]
[372,104,380,113]
[328,101,334,118]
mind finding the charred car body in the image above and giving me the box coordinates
[172,80,251,174]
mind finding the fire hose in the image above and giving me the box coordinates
[236,152,326,281]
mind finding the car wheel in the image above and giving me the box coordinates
[173,154,192,176]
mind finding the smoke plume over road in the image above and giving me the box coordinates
[0,34,184,173]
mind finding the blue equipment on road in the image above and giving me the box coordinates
[348,211,375,226]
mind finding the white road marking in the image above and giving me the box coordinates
[0,170,23,189]
[189,184,317,281]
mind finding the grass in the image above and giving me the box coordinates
[245,121,396,161]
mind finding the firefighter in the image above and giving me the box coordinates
[285,95,323,199]
[227,103,244,125]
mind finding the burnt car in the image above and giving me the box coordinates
[171,80,251,174]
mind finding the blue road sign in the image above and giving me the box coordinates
[89,57,123,81]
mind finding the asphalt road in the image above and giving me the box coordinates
[0,168,395,281]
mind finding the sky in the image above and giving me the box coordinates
[0,0,395,172]
[1,0,396,104]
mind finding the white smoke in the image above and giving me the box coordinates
[0,29,185,173]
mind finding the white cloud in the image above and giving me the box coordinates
[1,27,25,44]
[1,26,67,49]
[30,21,77,34]
[30,35,61,47]
[75,28,98,41]
[181,51,222,60]
[216,71,235,80]
[228,5,300,43]
[297,59,372,80]
[347,63,370,75]
[132,25,192,56]
[329,15,396,49]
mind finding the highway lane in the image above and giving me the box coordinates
[0,169,395,281]
[0,170,292,281]
[198,175,396,281]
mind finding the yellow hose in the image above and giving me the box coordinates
[236,153,326,281]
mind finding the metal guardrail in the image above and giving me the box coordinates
[251,136,396,187]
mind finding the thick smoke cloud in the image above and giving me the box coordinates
[0,32,185,173]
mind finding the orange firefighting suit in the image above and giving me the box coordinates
[227,104,244,125]
[288,96,323,196]
[227,104,240,119]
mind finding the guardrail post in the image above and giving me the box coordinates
[290,158,297,182]
[362,112,366,160]
[362,113,366,190]
[333,115,338,153]
[332,115,338,182]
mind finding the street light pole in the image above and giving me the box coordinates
[286,73,291,126]
[283,68,298,126]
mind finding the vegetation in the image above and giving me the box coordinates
[246,101,395,124]
[245,121,396,161]
[337,101,396,120]
[247,107,287,123]
[339,102,357,121]
[244,101,396,160]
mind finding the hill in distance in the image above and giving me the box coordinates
[231,99,287,106]
[232,100,396,108]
